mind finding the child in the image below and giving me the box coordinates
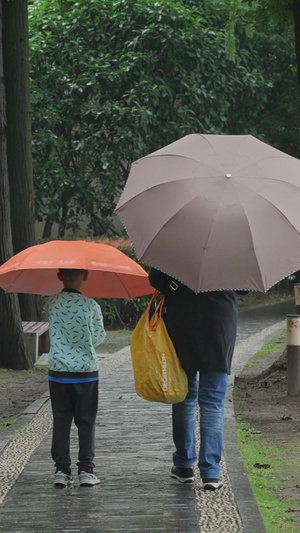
[47,268,106,487]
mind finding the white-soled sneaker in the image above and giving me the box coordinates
[170,466,194,484]
[53,471,73,487]
[79,471,100,486]
[202,478,223,491]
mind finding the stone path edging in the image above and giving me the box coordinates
[223,319,287,533]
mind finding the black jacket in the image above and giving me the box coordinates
[148,268,239,374]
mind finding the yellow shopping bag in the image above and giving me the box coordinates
[130,291,188,403]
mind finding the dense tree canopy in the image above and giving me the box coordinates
[29,0,299,237]
[226,1,300,100]
[28,0,273,237]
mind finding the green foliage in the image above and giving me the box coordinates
[241,0,293,28]
[225,0,293,60]
[98,294,149,329]
[28,0,300,242]
[218,0,300,157]
[29,0,275,237]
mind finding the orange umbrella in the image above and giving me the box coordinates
[0,240,153,298]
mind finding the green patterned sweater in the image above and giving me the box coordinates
[47,290,106,376]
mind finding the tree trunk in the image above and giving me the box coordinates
[42,219,53,239]
[3,0,41,321]
[58,193,69,237]
[293,0,300,91]
[291,1,300,285]
[0,0,32,369]
[0,291,32,369]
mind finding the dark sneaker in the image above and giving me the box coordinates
[170,466,194,484]
[53,471,73,487]
[79,471,100,486]
[202,478,223,491]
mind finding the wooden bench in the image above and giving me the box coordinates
[22,321,50,364]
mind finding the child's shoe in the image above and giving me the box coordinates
[78,471,100,486]
[53,471,73,487]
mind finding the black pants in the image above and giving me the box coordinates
[49,380,98,475]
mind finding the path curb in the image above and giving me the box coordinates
[224,321,287,533]
[0,392,49,456]
[224,374,266,533]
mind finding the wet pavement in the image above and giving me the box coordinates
[237,299,295,343]
[0,299,295,532]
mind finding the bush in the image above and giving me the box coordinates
[97,294,149,330]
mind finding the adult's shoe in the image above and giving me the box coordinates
[202,478,223,491]
[170,466,194,484]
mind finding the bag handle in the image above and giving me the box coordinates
[147,290,165,332]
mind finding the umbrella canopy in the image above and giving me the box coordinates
[0,240,153,298]
[116,133,300,293]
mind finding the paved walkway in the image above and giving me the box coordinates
[0,300,295,532]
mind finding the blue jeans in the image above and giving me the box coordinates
[172,371,228,479]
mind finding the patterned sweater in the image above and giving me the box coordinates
[47,290,106,382]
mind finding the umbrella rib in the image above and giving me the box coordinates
[117,174,225,208]
[168,134,251,174]
[111,272,131,299]
[230,156,297,177]
[4,269,26,292]
[196,180,267,292]
[231,197,265,290]
[222,180,300,290]
[119,194,204,261]
[234,177,300,232]
[146,153,227,175]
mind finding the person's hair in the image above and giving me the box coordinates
[58,268,85,283]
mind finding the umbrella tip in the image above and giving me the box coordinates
[226,173,232,179]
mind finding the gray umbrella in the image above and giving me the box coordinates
[116,133,300,292]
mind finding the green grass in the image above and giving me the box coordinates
[245,330,286,368]
[12,423,29,439]
[236,421,298,533]
[0,417,18,432]
[97,329,132,353]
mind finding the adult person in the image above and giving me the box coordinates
[149,267,241,491]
